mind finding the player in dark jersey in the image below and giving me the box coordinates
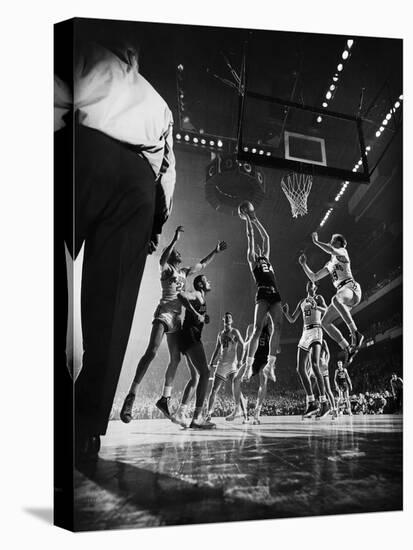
[172,274,216,429]
[227,316,273,424]
[243,214,282,383]
[334,361,353,415]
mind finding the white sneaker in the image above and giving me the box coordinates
[172,409,189,428]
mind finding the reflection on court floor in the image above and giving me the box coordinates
[74,415,402,531]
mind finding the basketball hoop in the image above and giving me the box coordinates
[281,172,313,218]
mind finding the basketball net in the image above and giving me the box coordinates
[281,172,313,218]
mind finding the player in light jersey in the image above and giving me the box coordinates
[334,361,353,415]
[283,281,331,418]
[120,226,227,422]
[243,213,283,383]
[205,312,246,421]
[299,232,363,365]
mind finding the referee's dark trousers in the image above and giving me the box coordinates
[55,124,155,446]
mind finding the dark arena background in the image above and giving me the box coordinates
[69,19,402,530]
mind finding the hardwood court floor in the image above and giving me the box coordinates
[74,415,403,531]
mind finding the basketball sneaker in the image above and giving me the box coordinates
[316,401,331,419]
[156,396,172,420]
[120,393,135,423]
[303,401,319,418]
[189,419,216,430]
[172,408,189,428]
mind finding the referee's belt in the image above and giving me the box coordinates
[304,324,321,330]
[336,278,354,290]
[257,285,277,292]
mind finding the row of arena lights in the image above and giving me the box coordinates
[317,39,354,124]
[175,132,224,148]
[319,93,403,227]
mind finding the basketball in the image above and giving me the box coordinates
[238,200,255,220]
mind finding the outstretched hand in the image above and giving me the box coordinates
[298,253,307,265]
[216,240,227,252]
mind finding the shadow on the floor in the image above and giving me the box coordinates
[24,507,53,524]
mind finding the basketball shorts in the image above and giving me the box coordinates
[179,326,203,354]
[251,357,267,377]
[298,326,323,352]
[336,280,362,306]
[256,286,282,305]
[319,360,329,377]
[153,299,183,333]
[338,382,349,393]
[215,360,238,382]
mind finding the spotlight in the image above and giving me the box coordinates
[333,76,338,82]
[259,150,264,155]
[209,140,215,146]
[322,102,328,107]
[342,50,349,60]
[252,148,257,153]
[366,146,371,151]
[395,101,400,108]
[184,134,190,142]
[193,137,199,143]
[337,63,343,72]
[177,64,184,71]
[266,152,271,156]
[176,133,181,140]
[317,116,322,123]
[199,128,205,134]
[380,126,384,132]
[201,138,206,145]
[217,140,223,147]
[326,91,332,100]
[335,196,340,202]
[386,113,391,121]
[347,39,354,48]
[375,130,381,138]
[399,94,403,100]
[330,84,335,91]
[243,146,249,152]
[352,167,357,172]
[383,120,388,126]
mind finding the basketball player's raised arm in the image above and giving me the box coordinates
[311,232,349,262]
[187,241,227,275]
[245,216,256,265]
[298,253,329,282]
[252,217,270,258]
[159,226,184,268]
[282,301,302,323]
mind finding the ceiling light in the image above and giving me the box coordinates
[217,140,223,147]
[342,50,349,60]
[243,146,249,152]
[184,134,190,142]
[326,91,332,100]
[317,116,322,123]
[193,137,199,143]
[330,84,335,91]
[209,140,215,146]
[376,130,381,138]
[337,63,343,72]
[394,101,400,109]
[176,133,181,140]
[347,39,354,49]
[322,102,328,107]
[386,113,391,121]
[252,148,257,153]
[201,138,206,145]
[380,126,384,132]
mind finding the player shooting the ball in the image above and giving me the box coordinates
[239,202,283,383]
